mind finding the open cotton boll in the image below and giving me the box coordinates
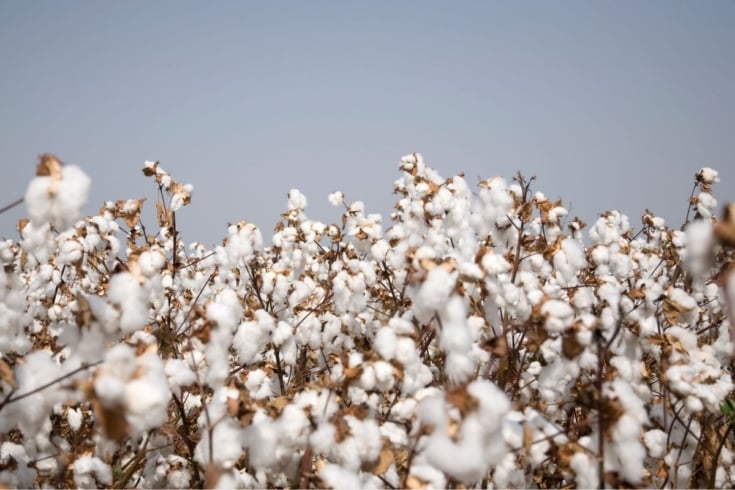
[540,299,574,333]
[683,220,714,278]
[107,272,148,333]
[423,420,489,485]
[25,164,91,230]
[413,267,455,324]
[3,350,65,437]
[0,442,37,488]
[138,249,167,277]
[439,297,476,384]
[169,183,194,211]
[570,452,598,489]
[165,358,197,396]
[196,419,244,468]
[319,464,362,489]
[72,456,112,489]
[374,326,397,360]
[696,192,717,218]
[288,189,308,210]
[124,352,171,434]
[66,407,83,433]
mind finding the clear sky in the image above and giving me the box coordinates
[1,1,733,246]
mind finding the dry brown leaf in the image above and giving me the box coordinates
[156,201,171,228]
[362,438,394,474]
[17,218,29,233]
[203,465,222,489]
[714,204,735,247]
[523,423,533,452]
[0,358,16,389]
[663,296,692,326]
[332,415,351,443]
[406,474,428,489]
[75,293,92,328]
[445,385,479,417]
[482,334,508,357]
[36,153,63,178]
[561,332,585,359]
[36,153,64,197]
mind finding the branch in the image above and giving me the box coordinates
[0,197,23,215]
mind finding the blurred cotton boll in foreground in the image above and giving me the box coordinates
[24,154,91,230]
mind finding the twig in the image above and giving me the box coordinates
[0,361,101,412]
[0,197,23,215]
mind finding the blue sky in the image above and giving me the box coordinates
[1,1,733,245]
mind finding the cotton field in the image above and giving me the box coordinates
[1,153,734,489]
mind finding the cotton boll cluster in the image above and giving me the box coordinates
[417,380,510,485]
[0,350,67,437]
[89,344,171,439]
[2,155,734,488]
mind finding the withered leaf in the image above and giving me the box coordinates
[561,332,585,359]
[75,293,92,328]
[36,153,63,178]
[445,385,479,417]
[362,438,394,475]
[0,358,16,389]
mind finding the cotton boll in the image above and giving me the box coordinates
[233,320,266,365]
[169,183,193,211]
[245,369,274,400]
[6,350,66,437]
[345,416,382,466]
[374,327,397,360]
[288,189,308,210]
[73,456,112,489]
[328,191,345,206]
[423,423,488,485]
[67,407,83,432]
[644,429,667,458]
[138,249,167,276]
[108,272,148,333]
[197,419,245,468]
[124,357,171,434]
[0,442,37,488]
[58,237,83,265]
[697,167,720,184]
[696,192,717,218]
[469,379,511,421]
[25,164,91,230]
[165,358,197,395]
[373,360,396,392]
[207,291,242,331]
[277,405,310,449]
[481,252,511,275]
[320,463,362,489]
[395,337,419,366]
[540,299,574,333]
[272,321,293,347]
[683,220,714,278]
[413,267,455,324]
[570,452,598,489]
[94,375,127,407]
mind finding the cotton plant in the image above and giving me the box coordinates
[1,153,735,488]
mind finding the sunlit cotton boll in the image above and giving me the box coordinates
[107,272,148,333]
[25,164,91,230]
[72,456,112,489]
[124,352,171,434]
[413,267,455,324]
